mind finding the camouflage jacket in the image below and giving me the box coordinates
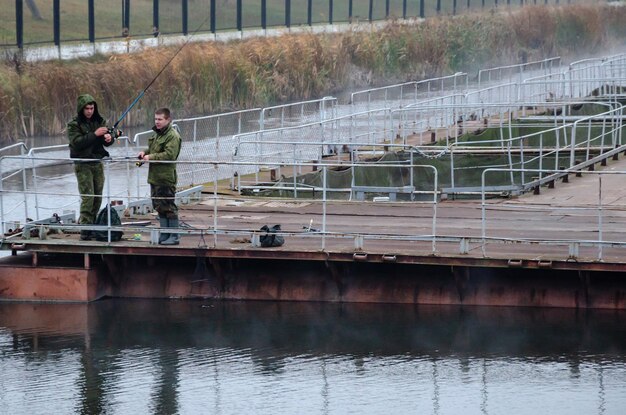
[67,94,112,161]
[145,123,181,186]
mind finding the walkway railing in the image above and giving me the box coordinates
[481,168,626,262]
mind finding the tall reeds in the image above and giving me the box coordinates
[1,3,625,142]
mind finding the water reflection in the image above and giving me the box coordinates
[0,301,625,414]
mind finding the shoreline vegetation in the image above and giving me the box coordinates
[1,4,625,142]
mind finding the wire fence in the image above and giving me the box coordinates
[2,0,582,49]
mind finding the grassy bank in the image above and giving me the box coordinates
[1,3,625,141]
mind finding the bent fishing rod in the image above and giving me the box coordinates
[108,14,211,136]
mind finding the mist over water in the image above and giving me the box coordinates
[0,300,625,414]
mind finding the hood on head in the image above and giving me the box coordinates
[76,94,104,123]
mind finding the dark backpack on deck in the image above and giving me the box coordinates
[259,224,284,247]
[94,204,123,242]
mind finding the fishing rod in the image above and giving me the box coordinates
[108,13,212,136]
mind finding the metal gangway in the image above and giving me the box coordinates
[2,54,626,238]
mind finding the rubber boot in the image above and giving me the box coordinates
[160,217,180,245]
[158,216,170,244]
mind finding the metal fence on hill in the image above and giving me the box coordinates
[2,0,580,49]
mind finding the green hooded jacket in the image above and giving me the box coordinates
[145,123,181,186]
[67,94,112,161]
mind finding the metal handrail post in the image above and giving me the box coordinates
[322,166,327,251]
[0,158,4,233]
[105,158,112,243]
[481,169,488,257]
[292,144,298,198]
[20,145,28,221]
[31,154,40,220]
[214,163,218,247]
[431,165,438,254]
[598,174,603,261]
[192,119,198,185]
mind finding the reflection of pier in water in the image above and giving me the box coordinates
[1,301,624,413]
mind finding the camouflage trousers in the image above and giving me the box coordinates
[74,162,105,225]
[150,184,178,219]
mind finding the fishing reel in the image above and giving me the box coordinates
[107,127,123,139]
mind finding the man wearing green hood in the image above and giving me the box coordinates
[67,94,115,240]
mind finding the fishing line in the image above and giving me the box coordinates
[110,13,212,133]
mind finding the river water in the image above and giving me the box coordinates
[0,300,625,414]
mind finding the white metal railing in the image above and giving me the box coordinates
[231,107,395,181]
[1,158,440,252]
[477,57,562,87]
[132,98,339,188]
[350,73,469,113]
[481,168,626,261]
[6,158,626,263]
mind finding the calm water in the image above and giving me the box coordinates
[0,300,625,414]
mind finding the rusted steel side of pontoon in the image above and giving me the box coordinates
[1,252,625,309]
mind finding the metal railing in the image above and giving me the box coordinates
[1,157,440,252]
[477,57,562,87]
[481,168,626,261]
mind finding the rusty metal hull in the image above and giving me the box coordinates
[0,259,107,302]
[2,253,625,308]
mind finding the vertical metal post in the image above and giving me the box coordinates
[329,0,333,24]
[153,0,159,36]
[453,0,457,15]
[403,0,407,19]
[213,164,218,247]
[293,146,297,198]
[368,0,373,22]
[88,0,95,42]
[307,0,312,26]
[419,0,424,18]
[53,0,60,46]
[285,0,291,28]
[20,147,28,221]
[16,0,23,49]
[237,0,242,32]
[569,125,577,168]
[261,0,267,30]
[436,0,441,14]
[105,159,112,242]
[431,166,438,254]
[210,0,216,33]
[481,170,487,256]
[348,0,353,22]
[192,120,197,185]
[31,156,41,220]
[409,148,414,199]
[598,175,603,260]
[385,0,390,18]
[322,167,327,250]
[182,0,188,35]
[124,0,130,36]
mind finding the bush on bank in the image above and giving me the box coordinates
[0,4,625,141]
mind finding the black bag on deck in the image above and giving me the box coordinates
[259,224,284,247]
[94,204,123,242]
